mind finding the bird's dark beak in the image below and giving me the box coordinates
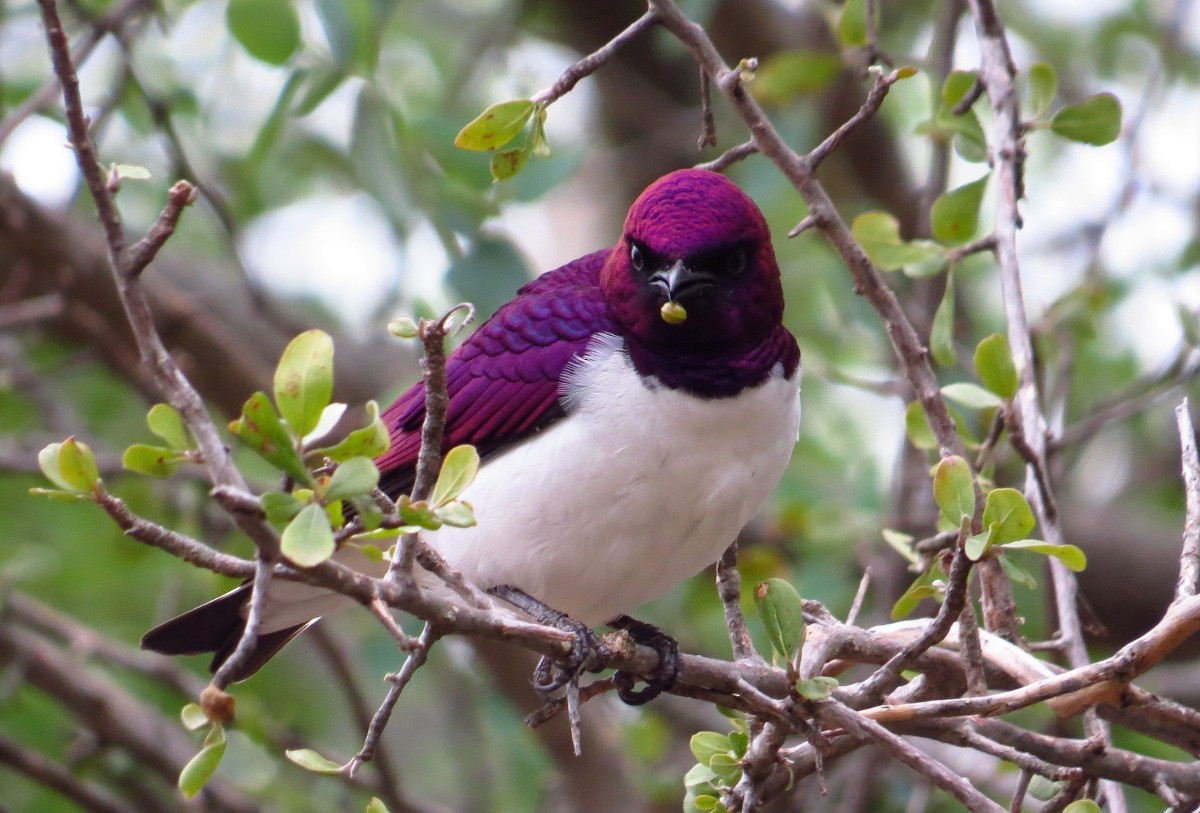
[650,261,714,301]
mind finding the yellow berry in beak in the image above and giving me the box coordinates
[660,301,687,325]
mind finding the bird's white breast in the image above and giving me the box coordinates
[425,334,801,625]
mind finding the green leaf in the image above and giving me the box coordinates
[750,50,843,104]
[1028,63,1057,118]
[491,145,533,181]
[892,566,943,620]
[275,330,335,440]
[230,391,311,483]
[689,732,733,767]
[1062,802,1102,813]
[931,175,989,245]
[147,403,190,450]
[226,0,301,66]
[398,499,442,530]
[179,728,226,799]
[180,703,208,731]
[1001,540,1087,571]
[999,554,1037,589]
[882,528,919,565]
[727,731,749,758]
[324,457,379,502]
[693,795,722,812]
[123,444,186,477]
[261,491,304,525]
[795,676,838,701]
[923,71,989,163]
[435,500,476,528]
[930,275,956,367]
[975,333,1019,400]
[314,400,390,462]
[1051,93,1121,146]
[942,71,978,107]
[932,455,975,526]
[293,62,347,116]
[942,382,1003,410]
[387,317,419,339]
[431,445,480,507]
[281,503,336,567]
[904,401,937,450]
[982,488,1036,544]
[708,753,741,782]
[50,437,100,493]
[753,578,805,665]
[315,0,377,72]
[365,798,390,813]
[454,99,535,152]
[1027,774,1063,801]
[965,526,995,561]
[837,0,866,47]
[684,762,719,788]
[852,212,943,272]
[285,748,343,774]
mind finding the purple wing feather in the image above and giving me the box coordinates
[375,250,613,496]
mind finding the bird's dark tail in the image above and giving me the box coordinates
[141,584,310,682]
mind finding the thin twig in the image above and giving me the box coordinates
[125,181,198,277]
[846,569,871,627]
[1174,399,1200,601]
[530,10,659,106]
[697,67,717,149]
[695,140,758,172]
[806,67,906,171]
[716,542,762,663]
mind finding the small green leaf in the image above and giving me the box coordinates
[180,703,208,730]
[837,0,866,47]
[689,732,733,767]
[892,566,943,620]
[179,728,226,799]
[795,676,838,701]
[1027,774,1063,801]
[975,333,1019,400]
[684,762,719,788]
[28,487,92,502]
[904,401,937,450]
[753,578,806,665]
[285,748,343,775]
[226,0,301,66]
[365,798,390,813]
[942,382,1003,410]
[230,391,311,483]
[930,275,956,367]
[37,443,72,491]
[147,403,190,450]
[852,212,943,272]
[1028,63,1057,118]
[693,795,722,812]
[727,731,749,758]
[530,107,551,157]
[431,445,480,507]
[123,444,185,477]
[1051,93,1121,146]
[491,145,532,181]
[942,71,978,107]
[56,437,101,492]
[708,753,741,782]
[435,500,476,528]
[261,490,304,525]
[750,50,843,104]
[275,330,335,440]
[882,528,919,565]
[931,175,989,245]
[1001,540,1087,571]
[324,457,379,502]
[281,503,336,567]
[932,455,975,526]
[1062,802,1103,813]
[387,317,419,339]
[965,526,995,561]
[983,488,1036,544]
[314,400,390,462]
[999,554,1038,589]
[454,99,535,152]
[398,499,442,530]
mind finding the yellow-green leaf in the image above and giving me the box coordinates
[275,330,334,439]
[930,274,956,367]
[1001,540,1087,571]
[454,99,535,152]
[57,437,101,492]
[932,455,974,525]
[230,391,311,483]
[941,382,1003,410]
[837,0,866,47]
[1051,93,1121,146]
[281,503,336,567]
[931,175,989,245]
[1028,63,1057,118]
[753,578,805,665]
[982,487,1036,544]
[323,456,379,502]
[904,400,937,450]
[431,445,480,507]
[147,403,191,450]
[179,727,226,799]
[123,444,186,477]
[491,145,532,181]
[975,333,1019,400]
[226,0,301,66]
[285,748,343,774]
[852,212,943,272]
[314,400,390,462]
[180,703,208,731]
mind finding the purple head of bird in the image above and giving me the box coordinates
[600,169,784,352]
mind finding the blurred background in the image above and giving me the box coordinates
[1,0,1199,810]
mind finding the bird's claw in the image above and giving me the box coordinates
[609,615,680,706]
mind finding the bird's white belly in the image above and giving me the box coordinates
[425,336,801,625]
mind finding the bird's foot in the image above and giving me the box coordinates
[488,585,609,694]
[608,615,680,706]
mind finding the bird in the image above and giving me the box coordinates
[142,168,801,703]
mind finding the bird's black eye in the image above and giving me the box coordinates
[630,243,644,271]
[727,248,746,275]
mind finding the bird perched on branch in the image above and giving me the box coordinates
[144,169,801,704]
